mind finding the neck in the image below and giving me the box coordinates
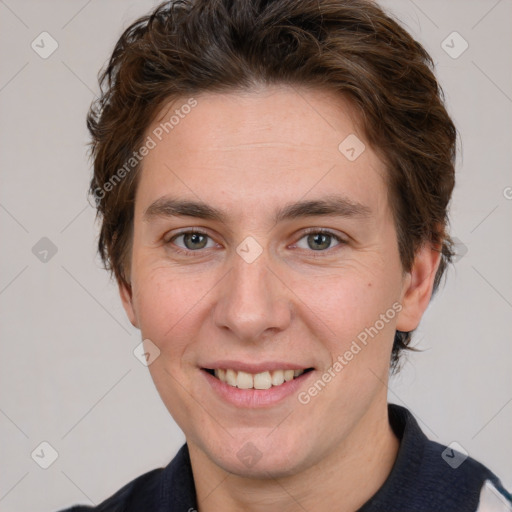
[188,401,399,512]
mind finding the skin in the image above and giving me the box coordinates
[119,84,441,512]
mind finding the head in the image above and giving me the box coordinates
[88,0,455,477]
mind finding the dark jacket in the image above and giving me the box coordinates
[58,404,512,511]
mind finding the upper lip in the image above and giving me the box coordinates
[201,360,314,373]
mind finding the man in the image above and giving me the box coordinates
[60,0,512,510]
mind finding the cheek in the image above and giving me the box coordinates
[131,264,210,354]
[293,261,401,346]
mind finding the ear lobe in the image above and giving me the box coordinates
[118,279,139,328]
[396,243,442,333]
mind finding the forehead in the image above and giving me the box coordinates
[150,85,366,155]
[136,85,389,220]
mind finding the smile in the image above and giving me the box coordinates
[204,368,313,390]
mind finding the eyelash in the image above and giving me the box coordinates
[166,228,346,258]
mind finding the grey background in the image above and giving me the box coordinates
[0,0,511,510]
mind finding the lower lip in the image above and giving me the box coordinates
[201,369,314,408]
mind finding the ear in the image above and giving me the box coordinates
[118,279,139,328]
[396,243,442,332]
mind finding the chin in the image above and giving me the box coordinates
[200,431,314,479]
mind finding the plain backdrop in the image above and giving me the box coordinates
[1,0,511,510]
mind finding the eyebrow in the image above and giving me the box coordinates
[143,194,371,224]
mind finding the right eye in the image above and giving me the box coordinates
[167,230,217,253]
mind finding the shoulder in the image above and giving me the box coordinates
[420,439,512,512]
[419,436,510,508]
[360,404,512,512]
[56,467,163,512]
[56,443,196,512]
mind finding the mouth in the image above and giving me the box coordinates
[202,367,314,390]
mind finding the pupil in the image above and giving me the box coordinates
[185,233,206,250]
[308,233,330,250]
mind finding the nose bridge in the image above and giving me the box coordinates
[213,248,291,341]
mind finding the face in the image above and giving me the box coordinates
[120,85,438,478]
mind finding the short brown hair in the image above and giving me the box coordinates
[87,0,456,371]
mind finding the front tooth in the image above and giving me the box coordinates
[226,369,237,387]
[254,371,272,389]
[236,371,254,389]
[271,370,285,386]
[284,369,294,382]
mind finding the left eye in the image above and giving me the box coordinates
[295,231,343,251]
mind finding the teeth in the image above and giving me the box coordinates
[225,369,237,387]
[253,371,272,390]
[213,368,306,389]
[284,369,294,381]
[236,371,253,389]
[271,370,285,386]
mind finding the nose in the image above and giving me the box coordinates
[213,249,292,342]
